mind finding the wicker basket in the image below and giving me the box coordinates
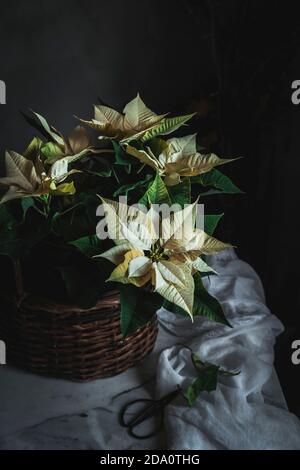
[0,290,158,382]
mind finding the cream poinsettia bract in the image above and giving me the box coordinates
[95,198,231,318]
[79,94,195,144]
[125,133,238,186]
[31,111,100,180]
[0,147,77,203]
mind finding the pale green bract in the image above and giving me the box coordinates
[125,133,238,186]
[78,93,195,144]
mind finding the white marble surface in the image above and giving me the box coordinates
[0,327,176,450]
[0,324,288,450]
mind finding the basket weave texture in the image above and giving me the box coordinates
[0,290,158,381]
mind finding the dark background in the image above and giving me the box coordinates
[0,0,300,414]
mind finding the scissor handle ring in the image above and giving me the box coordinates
[119,399,164,439]
[129,413,164,440]
[119,399,153,427]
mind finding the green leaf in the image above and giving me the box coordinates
[192,168,242,195]
[120,284,162,336]
[0,208,51,259]
[192,273,231,326]
[51,193,99,241]
[83,154,112,178]
[58,255,110,308]
[113,174,152,197]
[24,136,43,160]
[112,140,134,171]
[163,273,231,326]
[0,203,12,228]
[139,173,171,206]
[185,352,240,405]
[120,284,139,336]
[84,168,112,178]
[69,234,103,257]
[168,178,191,207]
[41,142,64,163]
[0,198,36,232]
[139,113,196,143]
[204,213,223,236]
[20,197,37,220]
[185,363,219,406]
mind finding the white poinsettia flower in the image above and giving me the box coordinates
[94,198,231,317]
[30,112,103,179]
[0,146,77,204]
[78,94,195,144]
[125,134,238,186]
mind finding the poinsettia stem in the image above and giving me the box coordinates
[33,204,46,217]
[38,194,52,217]
[95,149,114,154]
[137,164,146,174]
[36,196,48,217]
[57,203,84,217]
[112,166,120,183]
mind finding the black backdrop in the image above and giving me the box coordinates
[0,0,300,413]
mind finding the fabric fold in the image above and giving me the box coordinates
[156,249,300,450]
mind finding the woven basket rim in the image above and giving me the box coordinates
[1,288,120,315]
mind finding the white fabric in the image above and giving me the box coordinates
[156,249,300,449]
[0,249,299,449]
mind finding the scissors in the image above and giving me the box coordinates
[120,389,181,439]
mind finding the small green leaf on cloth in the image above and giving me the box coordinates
[185,352,240,406]
[185,363,219,406]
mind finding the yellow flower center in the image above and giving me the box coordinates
[149,246,165,262]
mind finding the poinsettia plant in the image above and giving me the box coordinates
[0,95,241,335]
